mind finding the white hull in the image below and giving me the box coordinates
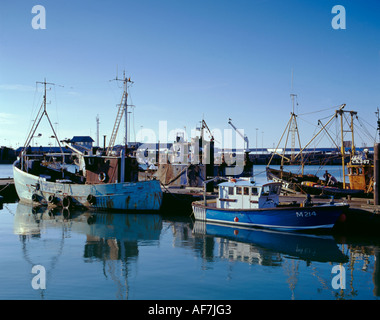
[13,162,162,211]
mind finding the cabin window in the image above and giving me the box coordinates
[236,187,242,195]
[244,187,249,195]
[251,187,258,196]
[262,186,270,196]
[270,185,281,195]
[228,187,234,195]
[262,185,280,196]
[358,167,362,175]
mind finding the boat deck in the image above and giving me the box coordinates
[278,194,380,213]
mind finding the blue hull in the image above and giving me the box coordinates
[192,201,348,231]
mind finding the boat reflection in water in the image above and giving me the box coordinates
[13,203,162,299]
[11,203,380,300]
[14,203,162,241]
[192,221,348,265]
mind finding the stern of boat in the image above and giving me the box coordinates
[192,201,207,221]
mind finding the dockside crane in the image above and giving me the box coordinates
[200,119,214,142]
[228,118,249,151]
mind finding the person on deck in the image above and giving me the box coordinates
[323,170,329,184]
[327,174,338,186]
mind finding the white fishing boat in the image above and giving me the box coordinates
[13,77,162,211]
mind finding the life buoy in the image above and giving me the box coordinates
[62,196,72,209]
[48,195,56,204]
[87,215,96,225]
[98,172,107,182]
[63,208,70,219]
[87,194,96,205]
[231,178,237,183]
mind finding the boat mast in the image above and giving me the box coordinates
[337,108,357,189]
[339,108,346,188]
[289,69,304,173]
[107,72,133,183]
[22,79,64,160]
[267,97,303,175]
[350,111,356,156]
[107,72,133,156]
[376,107,380,142]
[290,93,297,163]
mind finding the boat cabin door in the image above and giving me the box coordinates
[259,183,281,208]
[235,186,260,209]
[235,186,248,209]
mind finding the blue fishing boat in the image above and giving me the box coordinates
[13,77,162,211]
[192,178,348,231]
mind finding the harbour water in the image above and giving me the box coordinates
[1,164,380,300]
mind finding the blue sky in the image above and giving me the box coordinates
[1,0,380,150]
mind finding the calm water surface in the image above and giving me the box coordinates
[1,164,380,300]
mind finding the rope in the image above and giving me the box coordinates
[0,183,11,193]
[298,104,341,116]
[356,119,375,144]
[252,169,268,178]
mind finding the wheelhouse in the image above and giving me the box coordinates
[217,178,282,209]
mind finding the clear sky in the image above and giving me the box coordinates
[1,0,380,150]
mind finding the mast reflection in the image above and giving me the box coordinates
[13,203,163,299]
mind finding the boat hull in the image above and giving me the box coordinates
[300,184,368,198]
[266,167,372,198]
[13,162,163,211]
[192,200,348,231]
